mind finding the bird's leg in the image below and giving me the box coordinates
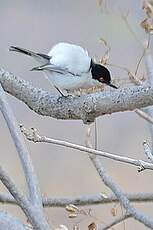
[54,85,66,97]
[54,85,76,101]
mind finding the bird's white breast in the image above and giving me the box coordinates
[45,70,100,91]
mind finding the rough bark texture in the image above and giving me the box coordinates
[0,68,153,123]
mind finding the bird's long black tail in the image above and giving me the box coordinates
[9,46,51,63]
[9,46,36,56]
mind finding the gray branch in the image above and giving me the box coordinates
[0,82,41,206]
[84,126,153,229]
[0,83,51,229]
[98,213,131,230]
[1,68,153,123]
[91,157,153,229]
[144,49,153,148]
[1,192,153,207]
[0,211,26,230]
[0,164,49,230]
[143,140,153,163]
[135,108,153,124]
[20,126,153,171]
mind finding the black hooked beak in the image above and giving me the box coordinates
[99,77,118,89]
[108,83,118,89]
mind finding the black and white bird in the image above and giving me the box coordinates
[9,42,117,95]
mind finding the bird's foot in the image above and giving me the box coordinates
[57,94,75,102]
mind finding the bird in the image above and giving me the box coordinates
[9,42,118,96]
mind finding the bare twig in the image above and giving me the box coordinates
[145,48,153,87]
[143,140,153,163]
[107,63,144,86]
[20,126,153,171]
[85,127,131,229]
[84,120,153,228]
[145,48,153,148]
[0,164,49,230]
[84,123,153,228]
[135,50,145,76]
[1,69,153,123]
[135,108,153,124]
[98,213,131,230]
[0,211,26,230]
[94,119,98,150]
[90,157,153,229]
[1,192,153,207]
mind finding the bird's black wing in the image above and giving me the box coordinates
[31,63,78,76]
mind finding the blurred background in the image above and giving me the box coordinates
[0,0,152,229]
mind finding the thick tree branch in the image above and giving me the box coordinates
[1,68,153,123]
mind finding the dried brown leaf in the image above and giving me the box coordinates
[99,38,111,65]
[68,213,77,218]
[111,207,117,216]
[128,71,143,85]
[88,222,97,230]
[65,204,79,213]
[140,18,153,33]
[142,0,153,18]
[100,50,110,65]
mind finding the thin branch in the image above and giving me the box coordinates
[20,126,153,171]
[0,163,49,230]
[98,213,131,230]
[135,108,153,124]
[94,119,98,150]
[0,84,51,229]
[1,68,153,124]
[120,49,153,127]
[144,48,153,149]
[143,140,153,163]
[1,192,153,207]
[0,83,41,206]
[145,49,153,83]
[0,211,26,230]
[90,157,153,229]
[51,47,153,228]
[84,125,153,228]
[135,50,145,76]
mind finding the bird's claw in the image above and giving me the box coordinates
[57,94,75,102]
